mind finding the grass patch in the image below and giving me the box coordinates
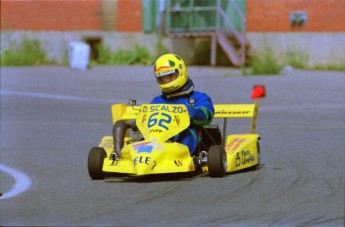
[286,52,345,71]
[313,63,345,71]
[96,43,154,65]
[245,46,282,75]
[242,47,345,75]
[286,52,309,69]
[155,36,170,58]
[94,37,169,66]
[0,37,56,66]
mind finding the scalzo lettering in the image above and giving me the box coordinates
[142,105,184,113]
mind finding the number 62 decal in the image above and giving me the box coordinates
[148,112,172,130]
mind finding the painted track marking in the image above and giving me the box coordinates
[0,89,145,104]
[0,164,32,200]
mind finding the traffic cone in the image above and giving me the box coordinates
[250,85,266,99]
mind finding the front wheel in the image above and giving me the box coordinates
[88,147,106,180]
[208,145,227,177]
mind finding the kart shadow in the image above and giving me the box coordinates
[104,164,264,183]
[104,171,208,183]
[226,164,265,176]
[103,165,264,183]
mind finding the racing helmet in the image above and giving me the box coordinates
[154,53,188,94]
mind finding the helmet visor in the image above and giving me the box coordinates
[155,70,179,84]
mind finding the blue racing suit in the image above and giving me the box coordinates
[150,89,214,155]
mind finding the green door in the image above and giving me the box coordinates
[143,0,247,33]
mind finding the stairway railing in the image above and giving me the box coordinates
[216,0,246,65]
[164,0,247,66]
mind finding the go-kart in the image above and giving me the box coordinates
[88,100,260,179]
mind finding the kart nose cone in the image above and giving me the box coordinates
[133,156,156,175]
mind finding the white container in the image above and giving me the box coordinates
[69,42,90,70]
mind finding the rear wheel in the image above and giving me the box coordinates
[88,147,106,180]
[208,145,227,177]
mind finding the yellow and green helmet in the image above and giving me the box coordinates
[154,54,189,94]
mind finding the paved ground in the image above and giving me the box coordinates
[1,66,344,226]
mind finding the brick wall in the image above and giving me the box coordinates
[0,0,143,31]
[116,0,143,32]
[247,0,345,32]
[1,0,344,32]
[0,0,103,31]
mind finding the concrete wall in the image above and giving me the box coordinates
[247,32,345,66]
[1,31,344,66]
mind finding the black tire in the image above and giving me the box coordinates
[88,147,106,180]
[208,145,227,177]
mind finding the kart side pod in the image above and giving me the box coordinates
[224,134,260,172]
[209,102,260,176]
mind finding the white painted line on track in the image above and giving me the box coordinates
[0,89,116,104]
[1,89,146,104]
[0,164,33,200]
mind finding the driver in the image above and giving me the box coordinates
[111,53,214,160]
[150,53,214,156]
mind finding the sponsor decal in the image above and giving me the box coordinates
[215,110,250,115]
[174,160,183,167]
[151,160,157,170]
[150,129,163,133]
[162,85,180,92]
[103,142,113,150]
[101,138,113,150]
[225,138,247,153]
[235,150,256,167]
[133,156,157,169]
[133,142,164,154]
[174,116,180,126]
[110,160,119,166]
[155,69,175,78]
[133,156,151,165]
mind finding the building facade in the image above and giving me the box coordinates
[1,0,344,66]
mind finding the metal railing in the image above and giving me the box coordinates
[164,0,247,65]
[165,0,245,34]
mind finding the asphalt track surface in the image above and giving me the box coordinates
[1,66,344,226]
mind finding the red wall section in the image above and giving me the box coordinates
[1,0,344,32]
[1,0,103,31]
[116,0,143,32]
[247,0,345,32]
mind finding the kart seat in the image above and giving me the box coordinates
[198,124,222,152]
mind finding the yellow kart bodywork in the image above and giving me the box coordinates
[100,136,195,175]
[213,103,260,173]
[89,101,260,178]
[224,134,260,172]
[102,104,195,175]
